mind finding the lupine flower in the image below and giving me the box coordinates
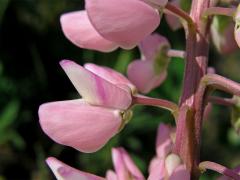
[148,123,190,180]
[39,60,135,153]
[127,33,170,93]
[60,11,118,52]
[60,0,168,52]
[211,16,238,54]
[106,148,145,180]
[45,124,190,180]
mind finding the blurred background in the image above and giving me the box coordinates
[1,0,240,179]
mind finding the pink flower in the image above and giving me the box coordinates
[60,11,118,52]
[60,0,168,52]
[127,33,170,93]
[107,148,145,180]
[39,60,135,153]
[45,124,190,180]
[148,123,190,180]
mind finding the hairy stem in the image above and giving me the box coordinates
[174,0,211,178]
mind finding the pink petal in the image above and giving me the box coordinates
[156,123,172,158]
[112,148,129,180]
[106,170,118,180]
[112,148,144,180]
[86,0,160,49]
[138,33,170,60]
[60,60,132,110]
[169,165,190,180]
[148,158,166,180]
[60,11,117,52]
[127,60,167,93]
[46,157,105,180]
[120,148,145,180]
[39,99,122,153]
[84,63,136,93]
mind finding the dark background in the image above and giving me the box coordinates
[1,0,240,179]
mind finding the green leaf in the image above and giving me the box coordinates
[0,99,20,131]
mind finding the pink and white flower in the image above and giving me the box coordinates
[127,33,170,93]
[39,60,135,153]
[148,123,190,180]
[60,0,168,52]
[45,123,190,180]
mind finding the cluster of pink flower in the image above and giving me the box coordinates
[38,0,240,179]
[45,124,189,180]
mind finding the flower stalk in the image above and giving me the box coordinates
[174,0,212,178]
[132,94,179,115]
[199,161,240,179]
[201,74,240,96]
